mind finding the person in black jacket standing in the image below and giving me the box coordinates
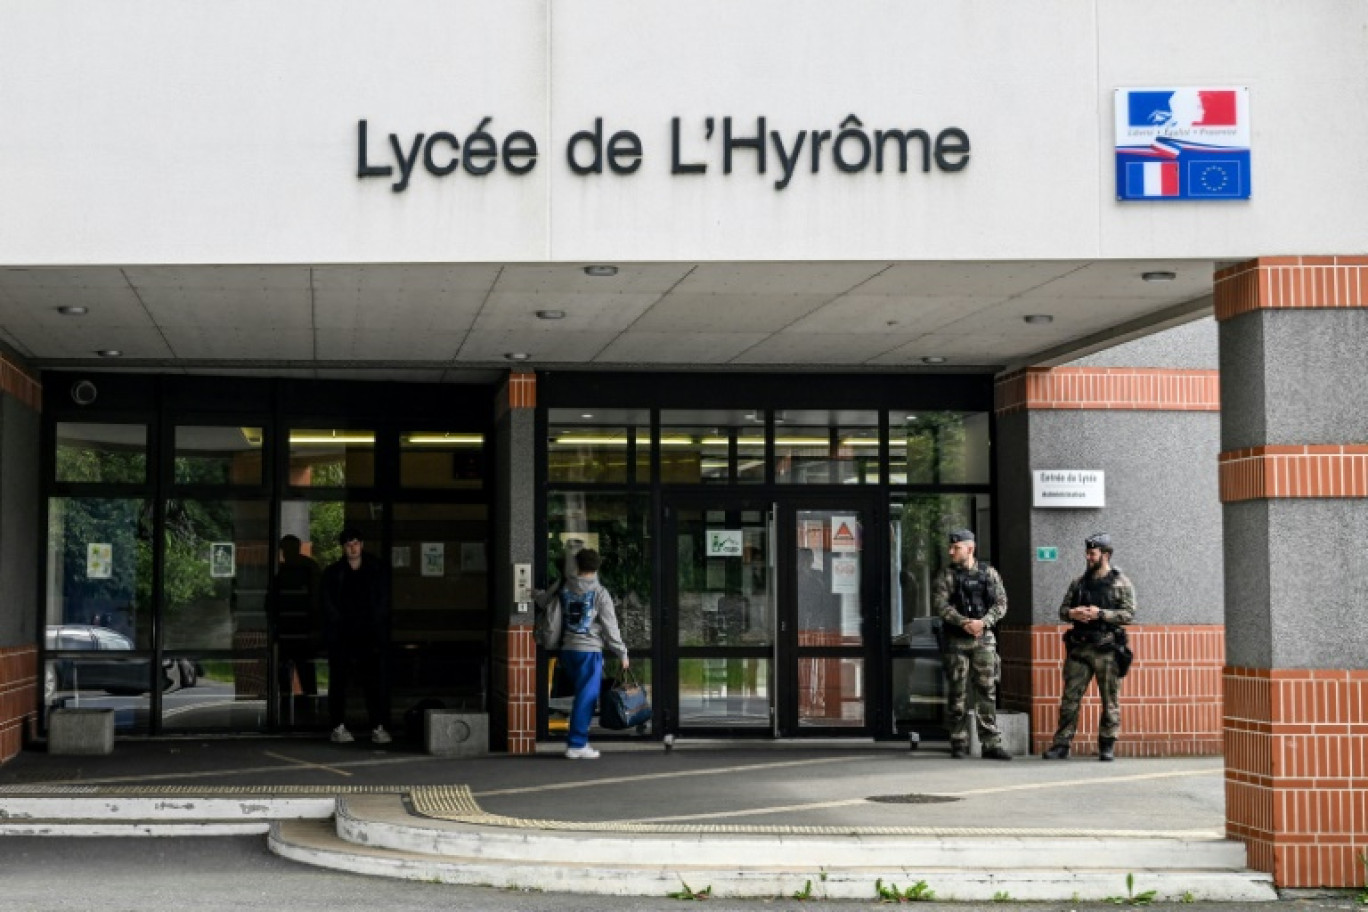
[322,527,392,744]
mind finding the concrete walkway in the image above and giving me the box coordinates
[0,737,1277,902]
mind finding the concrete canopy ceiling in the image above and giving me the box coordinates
[0,260,1215,381]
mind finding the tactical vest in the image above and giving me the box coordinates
[1067,568,1121,645]
[951,563,996,620]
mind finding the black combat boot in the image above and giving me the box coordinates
[1098,738,1116,762]
[949,743,967,759]
[1042,743,1070,760]
[982,746,1013,761]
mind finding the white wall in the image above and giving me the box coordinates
[1,0,1365,265]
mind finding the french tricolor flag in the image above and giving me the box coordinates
[1127,161,1179,197]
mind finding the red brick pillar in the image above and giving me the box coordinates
[0,358,41,764]
[491,371,538,754]
[1216,256,1368,889]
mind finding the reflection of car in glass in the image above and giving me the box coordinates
[45,625,198,701]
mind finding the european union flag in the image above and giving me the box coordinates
[1127,91,1174,127]
[1186,160,1245,198]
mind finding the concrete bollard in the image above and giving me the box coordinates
[48,708,115,756]
[424,710,488,758]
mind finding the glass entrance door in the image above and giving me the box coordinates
[663,496,873,737]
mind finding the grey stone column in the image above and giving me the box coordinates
[1215,256,1368,887]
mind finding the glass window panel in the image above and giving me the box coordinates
[795,508,862,646]
[775,410,879,485]
[658,409,761,485]
[160,657,271,732]
[677,657,770,728]
[546,492,652,651]
[798,657,865,728]
[174,426,264,486]
[288,428,375,488]
[889,493,992,637]
[44,655,153,733]
[162,500,271,651]
[673,506,772,648]
[399,432,485,489]
[55,422,147,484]
[46,497,152,648]
[890,411,990,485]
[547,408,648,485]
[390,502,489,645]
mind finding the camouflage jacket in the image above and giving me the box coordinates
[933,561,1008,633]
[1058,567,1136,629]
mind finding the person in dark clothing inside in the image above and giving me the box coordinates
[322,527,392,744]
[270,534,322,701]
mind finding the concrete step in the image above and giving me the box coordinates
[334,793,1253,871]
[270,814,1278,902]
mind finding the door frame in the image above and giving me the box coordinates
[659,489,884,739]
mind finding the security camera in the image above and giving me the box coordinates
[70,380,98,406]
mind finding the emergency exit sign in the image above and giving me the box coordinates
[1036,546,1059,562]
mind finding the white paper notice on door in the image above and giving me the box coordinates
[831,555,859,594]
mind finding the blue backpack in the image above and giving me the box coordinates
[561,586,598,636]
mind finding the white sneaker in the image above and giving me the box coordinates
[330,725,354,743]
[371,726,392,744]
[564,745,600,759]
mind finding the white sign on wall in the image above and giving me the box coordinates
[1033,470,1105,508]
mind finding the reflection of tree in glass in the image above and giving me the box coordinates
[896,495,975,621]
[57,442,146,485]
[51,449,151,639]
[903,413,968,485]
[309,463,346,567]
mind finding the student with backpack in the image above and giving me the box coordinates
[547,548,629,759]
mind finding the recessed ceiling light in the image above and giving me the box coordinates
[536,309,566,320]
[922,356,946,364]
[1142,271,1177,282]
[580,413,594,419]
[96,349,122,358]
[503,352,530,361]
[57,306,88,316]
[583,265,618,277]
[1024,314,1054,324]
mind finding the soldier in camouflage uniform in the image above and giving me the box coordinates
[1043,533,1136,762]
[933,529,1012,761]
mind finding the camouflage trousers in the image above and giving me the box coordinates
[942,637,1001,749]
[1051,644,1121,745]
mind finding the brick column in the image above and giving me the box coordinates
[995,363,1225,758]
[491,371,538,754]
[0,357,41,764]
[1216,256,1368,889]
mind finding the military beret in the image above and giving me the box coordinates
[1085,532,1113,551]
[948,529,975,544]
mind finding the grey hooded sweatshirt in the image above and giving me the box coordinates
[558,573,629,661]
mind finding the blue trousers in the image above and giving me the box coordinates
[558,650,602,749]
